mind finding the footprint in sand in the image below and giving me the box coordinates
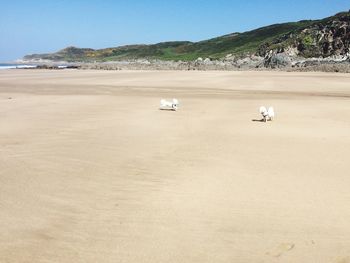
[266,243,295,258]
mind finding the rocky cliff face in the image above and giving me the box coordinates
[258,11,350,67]
[299,12,350,57]
[23,11,350,71]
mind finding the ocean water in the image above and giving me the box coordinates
[0,63,37,69]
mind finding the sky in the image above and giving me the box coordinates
[0,0,349,62]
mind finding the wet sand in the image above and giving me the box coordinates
[1,70,350,263]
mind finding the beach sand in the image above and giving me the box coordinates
[1,69,350,263]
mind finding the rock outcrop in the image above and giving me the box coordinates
[259,11,350,67]
[22,11,350,72]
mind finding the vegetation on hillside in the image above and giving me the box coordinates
[24,11,350,62]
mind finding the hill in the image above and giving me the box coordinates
[23,11,350,63]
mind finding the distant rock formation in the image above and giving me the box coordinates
[23,11,350,72]
[259,11,350,68]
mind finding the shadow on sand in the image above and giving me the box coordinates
[252,118,266,122]
[159,108,177,111]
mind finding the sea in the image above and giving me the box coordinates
[0,63,37,70]
[0,63,73,70]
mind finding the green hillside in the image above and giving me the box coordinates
[23,11,350,62]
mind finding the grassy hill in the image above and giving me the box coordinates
[23,11,350,62]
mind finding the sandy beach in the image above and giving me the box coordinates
[1,69,350,263]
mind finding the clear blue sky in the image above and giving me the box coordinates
[0,0,349,62]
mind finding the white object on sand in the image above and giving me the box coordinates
[259,106,275,122]
[160,98,179,111]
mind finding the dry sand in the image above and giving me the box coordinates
[0,69,350,263]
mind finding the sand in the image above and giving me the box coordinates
[0,69,350,263]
